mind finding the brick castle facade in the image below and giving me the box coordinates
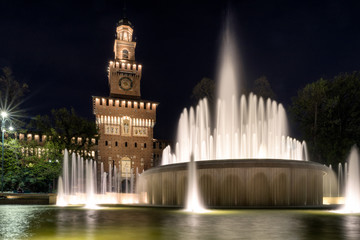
[93,17,164,177]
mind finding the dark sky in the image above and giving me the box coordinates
[0,0,359,140]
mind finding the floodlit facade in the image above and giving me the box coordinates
[93,17,163,176]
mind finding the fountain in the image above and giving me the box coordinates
[136,16,330,208]
[185,155,206,212]
[338,163,344,197]
[56,149,138,206]
[323,164,340,205]
[339,145,360,213]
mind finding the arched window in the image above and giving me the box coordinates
[122,49,129,59]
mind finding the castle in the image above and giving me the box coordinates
[92,17,164,179]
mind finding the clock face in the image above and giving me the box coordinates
[119,77,133,90]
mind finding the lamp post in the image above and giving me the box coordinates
[1,111,12,193]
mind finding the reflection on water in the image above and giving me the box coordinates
[344,215,360,239]
[0,205,48,239]
[0,206,359,239]
[165,211,303,240]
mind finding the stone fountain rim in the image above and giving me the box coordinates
[143,159,329,175]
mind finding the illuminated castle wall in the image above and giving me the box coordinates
[93,17,160,176]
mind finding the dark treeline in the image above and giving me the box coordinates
[290,71,360,166]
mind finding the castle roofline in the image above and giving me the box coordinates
[92,95,159,105]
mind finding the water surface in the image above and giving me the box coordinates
[0,205,359,239]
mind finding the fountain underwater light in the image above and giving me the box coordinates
[136,16,329,208]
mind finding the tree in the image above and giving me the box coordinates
[291,78,328,161]
[1,137,63,192]
[0,67,28,127]
[0,67,65,192]
[0,67,28,104]
[28,108,98,159]
[252,76,277,100]
[191,77,216,106]
[2,138,23,191]
[21,141,62,193]
[290,72,360,165]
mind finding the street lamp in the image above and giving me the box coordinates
[1,111,12,193]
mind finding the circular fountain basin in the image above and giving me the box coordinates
[137,159,329,207]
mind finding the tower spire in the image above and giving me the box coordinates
[123,0,127,18]
[117,0,133,29]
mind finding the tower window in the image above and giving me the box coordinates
[115,141,118,147]
[135,142,137,148]
[122,49,129,59]
[105,141,108,146]
[125,142,128,147]
[144,143,147,148]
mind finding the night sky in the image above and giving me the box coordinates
[0,0,359,140]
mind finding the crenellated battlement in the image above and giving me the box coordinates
[93,96,158,112]
[108,61,142,73]
[17,133,96,146]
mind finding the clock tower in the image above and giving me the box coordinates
[93,16,161,190]
[108,17,142,99]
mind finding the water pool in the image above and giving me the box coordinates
[0,205,359,239]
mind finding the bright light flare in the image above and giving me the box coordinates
[1,111,8,118]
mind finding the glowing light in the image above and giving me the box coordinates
[1,111,8,118]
